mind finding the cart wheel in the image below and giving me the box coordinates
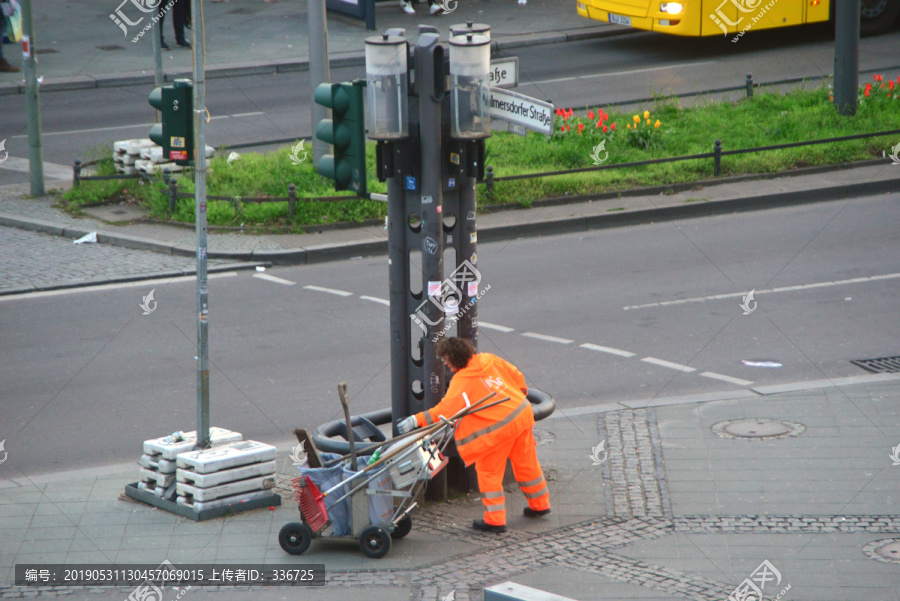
[279,522,312,555]
[391,516,412,539]
[359,525,392,558]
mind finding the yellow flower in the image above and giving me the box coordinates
[643,110,650,119]
[633,115,640,124]
[646,118,651,125]
[654,119,661,129]
[627,123,632,130]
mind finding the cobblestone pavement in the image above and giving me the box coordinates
[0,227,231,292]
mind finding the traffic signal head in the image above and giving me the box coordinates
[313,82,367,196]
[148,79,194,166]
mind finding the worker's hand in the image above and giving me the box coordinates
[396,416,418,435]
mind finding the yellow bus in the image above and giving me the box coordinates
[577,0,900,37]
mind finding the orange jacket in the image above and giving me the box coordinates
[414,353,534,465]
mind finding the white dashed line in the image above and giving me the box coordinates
[303,285,353,297]
[579,343,636,358]
[622,272,900,310]
[479,322,515,333]
[521,332,574,345]
[0,272,238,302]
[360,295,390,306]
[699,371,754,386]
[253,273,296,286]
[641,357,696,372]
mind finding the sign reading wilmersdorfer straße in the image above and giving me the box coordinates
[489,87,554,136]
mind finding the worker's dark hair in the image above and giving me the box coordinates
[435,337,475,370]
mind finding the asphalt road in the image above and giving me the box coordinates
[2,192,898,479]
[1,25,899,187]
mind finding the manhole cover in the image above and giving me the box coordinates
[533,429,555,446]
[852,356,900,374]
[863,539,900,563]
[711,418,805,440]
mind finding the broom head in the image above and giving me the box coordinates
[296,475,329,533]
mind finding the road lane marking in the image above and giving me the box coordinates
[479,322,515,333]
[231,111,265,118]
[253,273,296,286]
[521,332,574,344]
[13,123,153,138]
[0,272,238,302]
[699,371,753,386]
[360,295,390,306]
[622,272,900,310]
[641,357,696,372]
[579,343,636,358]
[303,285,353,297]
[530,61,717,86]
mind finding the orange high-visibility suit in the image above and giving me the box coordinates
[413,352,550,526]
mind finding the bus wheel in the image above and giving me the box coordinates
[860,0,900,35]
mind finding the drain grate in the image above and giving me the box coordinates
[851,356,900,374]
[96,45,125,51]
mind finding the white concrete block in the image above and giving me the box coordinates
[176,488,277,512]
[177,475,276,502]
[142,427,242,460]
[140,454,177,473]
[177,459,275,488]
[140,468,175,488]
[175,440,276,473]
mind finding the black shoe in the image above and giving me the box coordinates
[472,519,506,533]
[523,507,551,518]
[176,40,192,49]
[160,40,171,50]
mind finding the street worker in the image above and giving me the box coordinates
[396,337,551,533]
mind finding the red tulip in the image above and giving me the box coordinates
[864,88,870,97]
[602,125,608,133]
[889,80,895,90]
[610,122,616,131]
[588,110,595,120]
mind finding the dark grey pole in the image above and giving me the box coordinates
[833,0,860,116]
[456,142,479,351]
[415,32,445,421]
[20,0,44,196]
[308,0,331,163]
[192,0,210,448]
[388,147,410,425]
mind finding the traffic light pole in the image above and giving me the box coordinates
[308,0,331,164]
[192,0,210,449]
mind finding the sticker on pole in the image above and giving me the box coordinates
[406,176,417,190]
[489,87,554,136]
[171,137,186,149]
[427,281,441,296]
[170,150,188,161]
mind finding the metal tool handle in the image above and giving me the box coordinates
[338,382,356,471]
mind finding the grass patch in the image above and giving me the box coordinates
[62,76,900,229]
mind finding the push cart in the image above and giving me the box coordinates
[278,389,508,559]
[278,421,452,558]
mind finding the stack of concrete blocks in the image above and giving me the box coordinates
[175,440,278,512]
[111,138,214,176]
[113,139,156,175]
[138,427,243,501]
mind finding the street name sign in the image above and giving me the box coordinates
[489,57,518,88]
[489,87,554,136]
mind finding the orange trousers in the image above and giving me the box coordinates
[475,427,550,526]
